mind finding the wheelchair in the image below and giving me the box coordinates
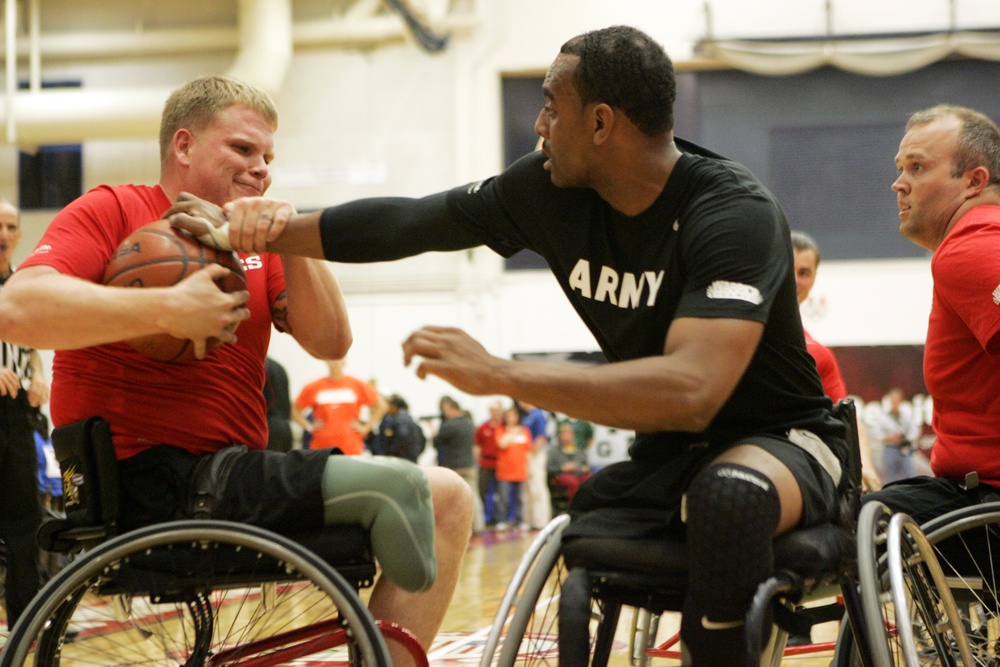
[479,398,876,667]
[833,499,1000,666]
[0,417,427,667]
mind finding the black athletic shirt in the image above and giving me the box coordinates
[319,140,843,461]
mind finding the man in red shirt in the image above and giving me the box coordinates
[0,75,470,667]
[865,104,1000,524]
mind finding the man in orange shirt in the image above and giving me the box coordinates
[294,358,388,455]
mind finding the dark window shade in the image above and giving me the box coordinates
[696,60,1000,260]
[18,80,82,210]
[19,144,82,210]
[502,76,547,270]
[768,123,922,259]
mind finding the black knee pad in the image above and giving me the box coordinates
[680,463,782,665]
[683,462,781,614]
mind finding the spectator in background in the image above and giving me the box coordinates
[379,394,424,462]
[573,418,595,460]
[264,356,294,452]
[495,405,532,531]
[791,230,882,492]
[0,198,50,632]
[548,419,592,505]
[518,399,551,530]
[871,387,922,484]
[293,358,388,455]
[434,396,484,534]
[474,400,503,529]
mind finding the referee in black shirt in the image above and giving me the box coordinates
[0,199,49,633]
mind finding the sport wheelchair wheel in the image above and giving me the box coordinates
[837,501,1000,667]
[480,514,600,667]
[0,520,390,667]
[884,512,972,666]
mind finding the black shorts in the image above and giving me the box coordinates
[564,430,842,541]
[862,475,995,526]
[117,445,333,535]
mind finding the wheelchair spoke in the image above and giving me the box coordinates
[1,521,390,667]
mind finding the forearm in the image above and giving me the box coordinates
[0,268,185,349]
[266,211,326,258]
[280,255,352,359]
[485,356,722,434]
[291,405,312,431]
[313,194,480,263]
[369,396,389,429]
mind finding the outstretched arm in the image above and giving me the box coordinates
[401,317,763,433]
[168,191,483,262]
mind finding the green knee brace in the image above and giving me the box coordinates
[321,455,437,592]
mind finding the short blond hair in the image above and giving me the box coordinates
[159,75,278,163]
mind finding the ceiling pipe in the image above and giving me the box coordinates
[15,10,479,61]
[1,0,293,149]
[5,0,15,145]
[0,0,482,149]
[227,0,293,96]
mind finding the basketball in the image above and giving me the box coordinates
[103,219,247,362]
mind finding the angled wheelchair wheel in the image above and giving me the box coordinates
[480,514,596,667]
[856,500,898,666]
[918,503,1000,667]
[851,501,1000,667]
[0,520,390,667]
[480,514,569,666]
[885,512,972,666]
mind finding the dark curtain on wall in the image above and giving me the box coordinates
[694,59,1000,260]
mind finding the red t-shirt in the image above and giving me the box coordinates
[295,375,378,455]
[924,206,1000,484]
[474,419,501,470]
[495,425,531,482]
[19,184,285,459]
[803,328,847,402]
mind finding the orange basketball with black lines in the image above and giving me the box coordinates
[103,219,246,362]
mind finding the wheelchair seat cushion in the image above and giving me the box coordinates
[561,521,850,594]
[771,523,853,582]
